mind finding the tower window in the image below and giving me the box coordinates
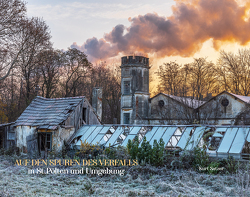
[124,81,130,95]
[123,113,130,124]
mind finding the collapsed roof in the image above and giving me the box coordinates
[71,125,250,160]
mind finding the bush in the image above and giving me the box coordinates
[192,146,209,169]
[76,140,103,159]
[179,146,209,170]
[3,146,16,156]
[104,145,129,160]
[218,156,239,174]
[127,136,165,166]
[208,161,220,174]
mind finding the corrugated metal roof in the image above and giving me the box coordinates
[15,96,85,128]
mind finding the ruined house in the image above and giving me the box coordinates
[0,122,15,150]
[14,96,100,155]
[148,93,205,125]
[120,55,205,125]
[197,91,250,125]
[120,55,250,126]
[120,55,150,125]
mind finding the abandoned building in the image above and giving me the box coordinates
[65,55,246,159]
[0,122,15,150]
[70,125,250,160]
[120,56,150,125]
[14,94,101,154]
[198,91,250,125]
[148,93,205,125]
[2,55,250,160]
[120,55,250,126]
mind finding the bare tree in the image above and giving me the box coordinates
[0,0,27,80]
[60,48,92,97]
[188,58,216,100]
[17,17,52,104]
[37,49,62,98]
[89,62,121,123]
[218,49,250,96]
[157,62,182,96]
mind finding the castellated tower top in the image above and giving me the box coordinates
[121,56,149,67]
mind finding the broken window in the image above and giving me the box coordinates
[149,127,168,146]
[121,127,143,146]
[38,132,52,151]
[105,127,124,147]
[167,127,184,148]
[242,136,250,159]
[217,127,238,153]
[82,108,86,123]
[158,100,164,108]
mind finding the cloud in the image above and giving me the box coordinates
[73,0,250,62]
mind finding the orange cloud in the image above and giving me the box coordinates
[72,0,250,62]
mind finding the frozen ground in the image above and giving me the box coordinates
[0,156,249,197]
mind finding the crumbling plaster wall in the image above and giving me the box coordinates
[15,126,36,151]
[52,127,75,151]
[198,93,249,124]
[149,94,194,124]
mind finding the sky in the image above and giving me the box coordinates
[25,0,250,67]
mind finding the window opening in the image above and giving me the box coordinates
[124,113,130,124]
[38,132,52,151]
[158,100,164,108]
[167,127,184,148]
[124,81,130,95]
[82,108,86,123]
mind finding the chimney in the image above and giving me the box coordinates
[92,87,102,121]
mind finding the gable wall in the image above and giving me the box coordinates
[198,93,249,124]
[149,94,194,124]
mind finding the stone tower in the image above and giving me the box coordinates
[120,55,150,124]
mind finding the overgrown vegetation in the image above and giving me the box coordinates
[0,153,249,197]
[127,136,165,166]
[1,135,244,176]
[1,135,250,196]
[75,140,103,159]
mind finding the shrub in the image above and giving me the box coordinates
[127,136,165,166]
[127,136,140,160]
[218,156,239,174]
[104,145,129,160]
[76,140,103,159]
[179,146,209,170]
[208,161,220,174]
[139,137,152,164]
[3,146,16,156]
[192,146,209,168]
